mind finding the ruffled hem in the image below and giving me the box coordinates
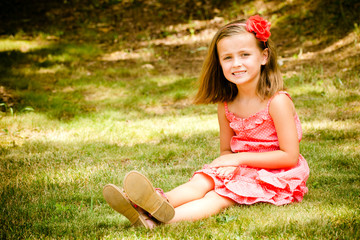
[193,156,309,206]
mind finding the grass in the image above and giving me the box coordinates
[1,1,360,239]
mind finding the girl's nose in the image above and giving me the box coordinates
[233,57,242,67]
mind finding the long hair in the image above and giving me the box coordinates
[194,19,283,104]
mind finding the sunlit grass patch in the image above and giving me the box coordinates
[286,75,360,124]
[302,119,360,141]
[0,38,50,53]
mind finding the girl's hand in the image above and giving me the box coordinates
[209,154,241,168]
[215,166,237,178]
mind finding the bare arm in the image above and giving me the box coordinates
[211,94,299,169]
[214,102,237,176]
[217,102,235,156]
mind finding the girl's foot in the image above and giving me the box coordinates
[136,207,160,229]
[123,171,175,223]
[103,184,158,229]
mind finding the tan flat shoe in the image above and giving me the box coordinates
[103,184,154,229]
[123,171,175,223]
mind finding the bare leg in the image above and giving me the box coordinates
[165,173,215,208]
[169,190,236,223]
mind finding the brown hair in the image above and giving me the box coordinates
[194,19,283,104]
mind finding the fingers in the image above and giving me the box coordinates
[215,167,237,177]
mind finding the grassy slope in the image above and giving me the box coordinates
[1,0,360,239]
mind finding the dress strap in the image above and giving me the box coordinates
[224,101,229,114]
[266,91,292,111]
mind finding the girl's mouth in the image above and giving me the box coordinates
[232,71,245,76]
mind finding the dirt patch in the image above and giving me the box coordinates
[0,86,18,110]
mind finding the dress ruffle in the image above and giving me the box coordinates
[195,155,309,205]
[227,109,270,131]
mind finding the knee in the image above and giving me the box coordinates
[204,190,220,199]
[190,173,215,190]
[204,191,235,208]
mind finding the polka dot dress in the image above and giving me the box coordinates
[194,91,309,205]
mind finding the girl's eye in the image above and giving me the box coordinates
[241,53,250,57]
[223,56,231,60]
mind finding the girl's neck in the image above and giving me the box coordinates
[230,91,268,119]
[235,84,258,101]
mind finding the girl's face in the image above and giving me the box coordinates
[217,32,268,89]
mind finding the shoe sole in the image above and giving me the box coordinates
[102,184,150,228]
[123,171,175,223]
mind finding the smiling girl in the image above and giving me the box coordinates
[103,15,309,229]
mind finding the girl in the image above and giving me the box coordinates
[103,15,309,229]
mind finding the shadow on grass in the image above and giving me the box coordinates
[0,35,213,121]
[0,0,229,38]
[269,0,360,52]
[0,41,102,119]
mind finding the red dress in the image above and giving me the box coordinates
[194,91,309,205]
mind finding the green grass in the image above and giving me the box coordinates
[1,6,360,239]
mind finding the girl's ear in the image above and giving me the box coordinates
[261,48,269,65]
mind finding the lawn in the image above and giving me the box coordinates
[1,1,360,239]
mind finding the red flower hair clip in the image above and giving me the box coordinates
[246,15,271,42]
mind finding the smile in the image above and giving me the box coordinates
[232,71,246,76]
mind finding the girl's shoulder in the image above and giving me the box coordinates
[268,91,296,116]
[267,90,291,103]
